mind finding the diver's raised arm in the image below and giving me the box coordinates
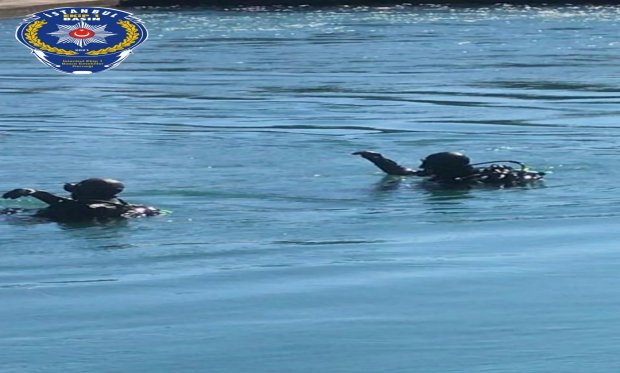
[2,189,69,205]
[353,151,420,176]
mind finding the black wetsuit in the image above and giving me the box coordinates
[2,188,159,222]
[37,198,159,221]
[354,151,544,188]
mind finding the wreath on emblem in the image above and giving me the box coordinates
[25,21,78,55]
[24,20,140,56]
[87,21,139,56]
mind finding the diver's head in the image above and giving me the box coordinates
[64,178,124,201]
[418,152,474,179]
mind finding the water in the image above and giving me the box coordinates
[2,5,620,372]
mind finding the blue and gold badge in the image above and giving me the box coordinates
[16,7,148,74]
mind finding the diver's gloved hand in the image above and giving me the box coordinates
[353,150,418,176]
[2,188,35,199]
[352,150,385,160]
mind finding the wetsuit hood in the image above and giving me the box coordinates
[418,152,475,179]
[64,178,124,201]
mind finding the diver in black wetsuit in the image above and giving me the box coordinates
[353,151,544,187]
[2,178,160,221]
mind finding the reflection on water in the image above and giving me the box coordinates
[1,5,620,373]
[420,186,473,202]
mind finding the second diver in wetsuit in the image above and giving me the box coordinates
[353,151,544,188]
[2,178,160,221]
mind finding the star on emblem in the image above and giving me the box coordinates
[48,21,116,48]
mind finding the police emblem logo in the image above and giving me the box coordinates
[15,7,148,74]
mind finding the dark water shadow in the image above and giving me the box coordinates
[55,219,130,231]
[369,176,473,196]
[0,208,131,230]
[0,208,48,225]
[418,183,474,201]
[366,176,547,204]
[371,176,406,192]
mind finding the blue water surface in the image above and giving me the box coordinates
[1,5,620,372]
